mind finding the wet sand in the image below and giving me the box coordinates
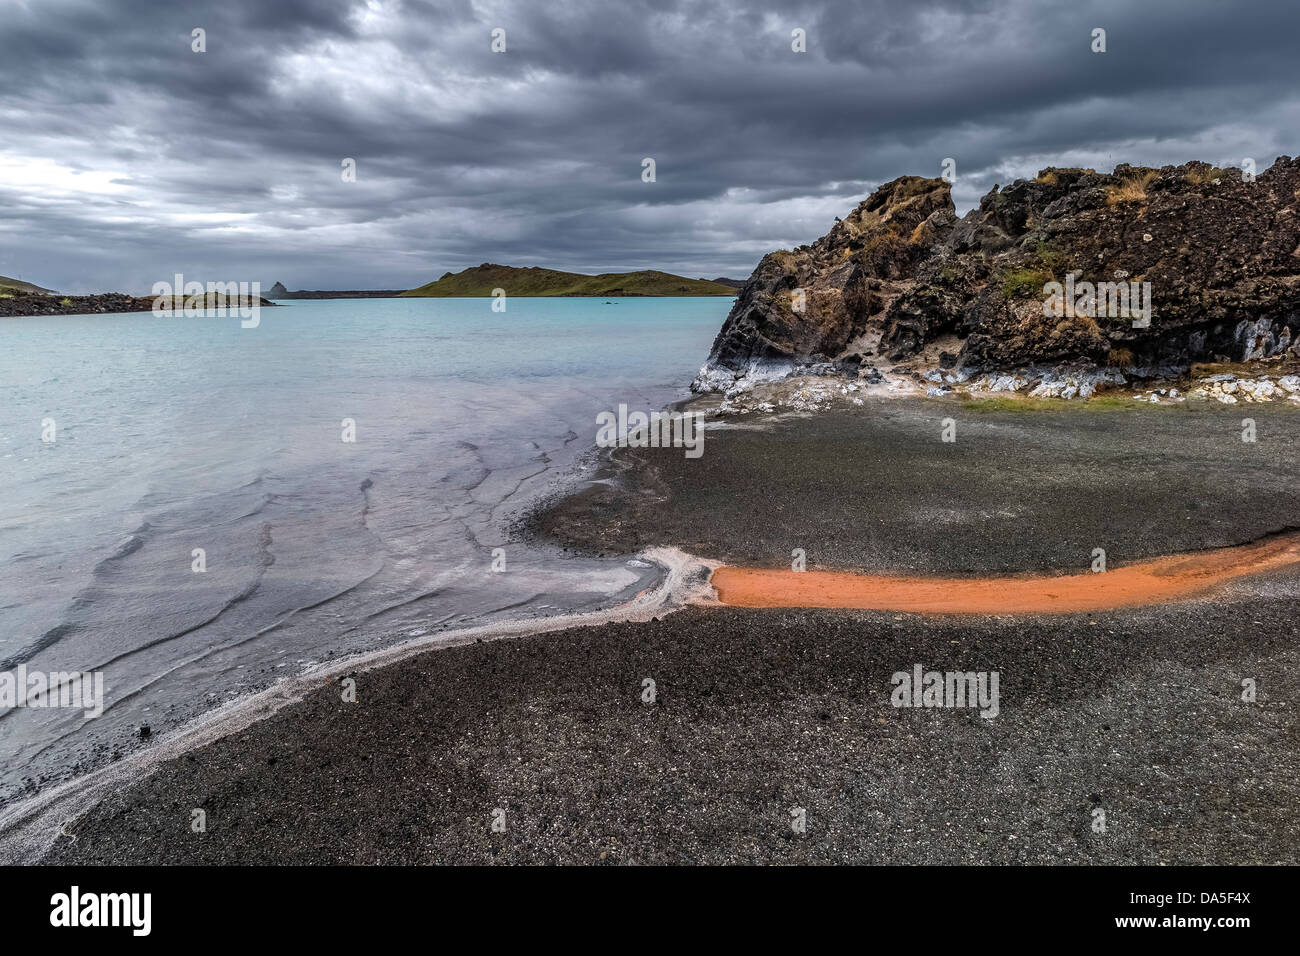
[32,397,1300,864]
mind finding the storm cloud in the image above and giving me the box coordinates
[1,0,1296,292]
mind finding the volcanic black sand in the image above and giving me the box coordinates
[42,396,1300,864]
[541,397,1300,573]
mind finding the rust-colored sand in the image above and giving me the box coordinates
[710,532,1300,614]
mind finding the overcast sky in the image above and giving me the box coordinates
[1,0,1297,293]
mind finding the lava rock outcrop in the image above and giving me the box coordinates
[695,158,1300,392]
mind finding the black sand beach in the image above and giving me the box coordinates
[42,397,1300,864]
[541,398,1300,572]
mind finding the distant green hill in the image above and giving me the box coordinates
[0,275,55,294]
[401,264,737,297]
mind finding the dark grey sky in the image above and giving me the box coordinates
[1,0,1296,293]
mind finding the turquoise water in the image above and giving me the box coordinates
[0,295,731,801]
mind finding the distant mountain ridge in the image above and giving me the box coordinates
[401,264,737,297]
[266,281,407,299]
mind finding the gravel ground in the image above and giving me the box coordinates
[540,397,1300,572]
[44,396,1300,864]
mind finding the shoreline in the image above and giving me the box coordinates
[0,292,278,319]
[0,295,722,809]
[19,395,1300,864]
[693,356,1300,416]
[0,546,717,864]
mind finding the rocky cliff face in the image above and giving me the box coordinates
[694,157,1300,392]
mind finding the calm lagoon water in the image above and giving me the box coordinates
[0,295,730,801]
